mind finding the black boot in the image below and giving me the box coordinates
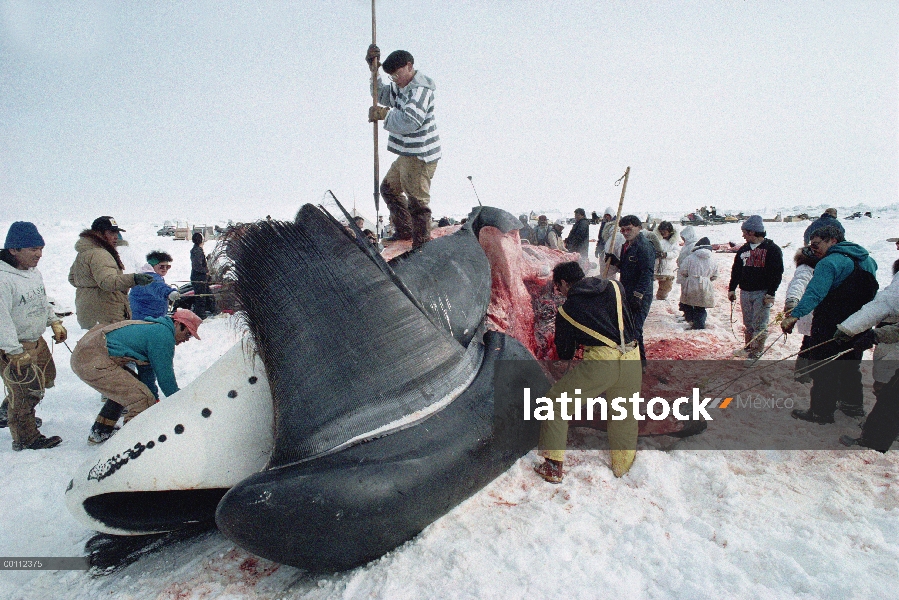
[791,408,834,424]
[837,402,866,418]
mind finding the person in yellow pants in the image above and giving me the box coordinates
[535,261,642,482]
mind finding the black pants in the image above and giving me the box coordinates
[809,356,863,416]
[861,369,899,452]
[191,269,210,317]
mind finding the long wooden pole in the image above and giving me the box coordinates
[601,166,630,278]
[370,0,380,237]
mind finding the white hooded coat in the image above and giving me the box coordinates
[648,228,681,278]
[678,247,718,308]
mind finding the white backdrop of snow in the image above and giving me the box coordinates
[0,210,897,599]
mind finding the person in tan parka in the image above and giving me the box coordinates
[68,216,152,330]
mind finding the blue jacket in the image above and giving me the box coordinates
[105,316,180,397]
[803,214,844,245]
[129,270,172,320]
[793,242,877,319]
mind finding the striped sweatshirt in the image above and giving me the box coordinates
[377,71,441,162]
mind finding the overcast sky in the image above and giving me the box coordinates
[1,1,897,224]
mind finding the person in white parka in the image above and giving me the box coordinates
[647,221,681,300]
[784,247,820,382]
[835,238,899,394]
[678,237,717,329]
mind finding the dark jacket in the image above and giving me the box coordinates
[803,214,845,245]
[728,238,784,296]
[554,277,637,360]
[617,232,656,310]
[565,218,590,256]
[190,244,208,276]
[792,242,877,319]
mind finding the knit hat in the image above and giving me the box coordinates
[741,215,765,233]
[694,236,712,250]
[172,308,202,340]
[4,222,45,249]
[91,216,126,233]
[538,215,548,223]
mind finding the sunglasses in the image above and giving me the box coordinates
[156,264,172,270]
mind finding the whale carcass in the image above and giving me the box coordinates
[66,204,551,571]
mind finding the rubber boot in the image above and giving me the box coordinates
[411,208,432,249]
[380,183,412,241]
[610,449,636,477]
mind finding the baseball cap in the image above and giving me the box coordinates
[172,308,202,340]
[91,216,126,233]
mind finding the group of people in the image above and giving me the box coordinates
[0,216,206,451]
[532,207,899,484]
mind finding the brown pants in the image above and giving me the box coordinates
[655,276,674,300]
[70,323,155,423]
[1,337,56,447]
[380,155,438,242]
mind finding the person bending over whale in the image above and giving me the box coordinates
[534,261,642,483]
[71,309,202,444]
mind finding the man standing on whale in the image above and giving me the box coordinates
[366,45,441,248]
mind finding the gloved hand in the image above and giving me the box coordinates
[728,291,737,302]
[832,329,852,345]
[781,316,798,334]
[368,106,389,122]
[784,299,797,313]
[365,44,380,68]
[168,290,181,303]
[605,253,620,267]
[763,294,775,306]
[6,351,32,376]
[853,329,878,353]
[50,321,67,343]
[133,273,154,286]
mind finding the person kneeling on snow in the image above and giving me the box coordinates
[677,237,717,329]
[71,309,202,444]
[535,261,641,483]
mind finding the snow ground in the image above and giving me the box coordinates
[1,210,898,599]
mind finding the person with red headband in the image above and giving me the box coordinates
[71,308,202,444]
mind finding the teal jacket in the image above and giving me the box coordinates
[792,242,877,319]
[105,316,179,397]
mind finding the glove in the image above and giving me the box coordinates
[368,106,389,122]
[784,299,797,313]
[763,294,775,306]
[50,321,67,344]
[728,291,737,302]
[6,351,32,376]
[853,329,878,353]
[605,253,620,267]
[365,44,380,68]
[832,329,852,345]
[168,290,181,303]
[780,316,798,334]
[133,273,154,286]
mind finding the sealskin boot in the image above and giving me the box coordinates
[534,459,564,484]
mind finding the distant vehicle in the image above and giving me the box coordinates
[845,211,873,220]
[157,225,176,236]
[680,213,708,226]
